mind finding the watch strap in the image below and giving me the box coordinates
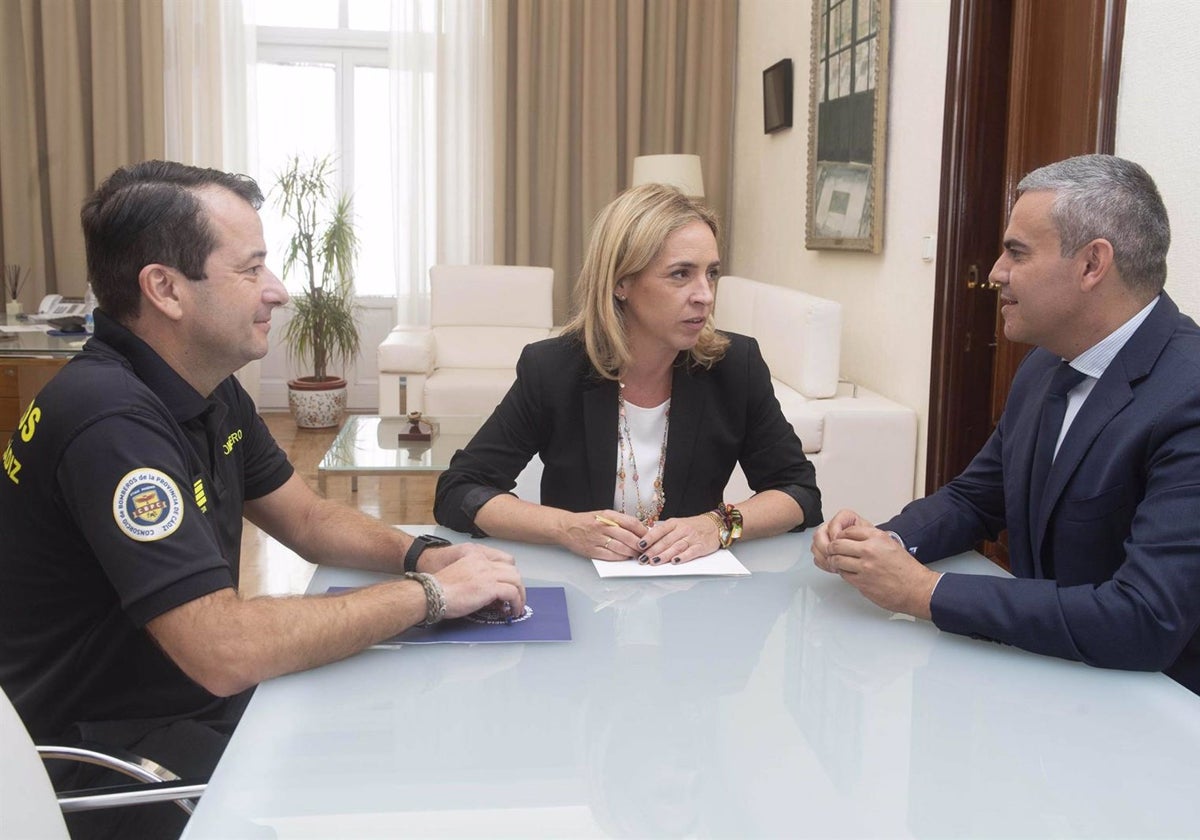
[404,534,450,574]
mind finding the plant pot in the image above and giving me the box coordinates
[287,377,348,429]
[5,301,23,317]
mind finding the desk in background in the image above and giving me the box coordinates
[0,315,83,436]
[183,530,1200,838]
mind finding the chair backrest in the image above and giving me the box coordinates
[430,265,554,369]
[0,686,69,839]
[431,265,554,328]
[715,275,842,399]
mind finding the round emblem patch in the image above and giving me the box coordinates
[112,468,185,542]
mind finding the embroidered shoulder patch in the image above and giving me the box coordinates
[112,468,185,541]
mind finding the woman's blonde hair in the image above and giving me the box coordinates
[562,183,730,379]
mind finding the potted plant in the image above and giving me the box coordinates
[272,155,361,428]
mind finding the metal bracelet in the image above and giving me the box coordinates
[405,571,446,626]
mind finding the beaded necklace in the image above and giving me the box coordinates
[616,383,670,525]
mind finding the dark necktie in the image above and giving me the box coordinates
[1029,361,1087,576]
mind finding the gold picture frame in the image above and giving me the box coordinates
[805,0,891,253]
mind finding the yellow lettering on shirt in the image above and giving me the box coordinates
[18,401,40,442]
[2,442,20,485]
[222,428,244,455]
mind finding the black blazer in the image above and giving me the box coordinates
[435,332,821,536]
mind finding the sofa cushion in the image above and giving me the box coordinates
[433,326,552,370]
[754,283,841,398]
[423,368,520,417]
[431,265,554,328]
[771,381,823,453]
[716,275,841,398]
[377,329,434,374]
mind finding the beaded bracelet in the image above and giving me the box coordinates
[724,503,744,544]
[405,571,446,626]
[708,503,744,549]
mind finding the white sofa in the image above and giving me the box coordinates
[715,275,917,523]
[377,265,555,416]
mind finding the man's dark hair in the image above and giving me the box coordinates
[80,160,264,322]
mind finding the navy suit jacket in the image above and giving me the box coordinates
[435,332,821,535]
[883,293,1200,693]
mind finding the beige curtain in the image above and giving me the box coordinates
[492,0,737,322]
[0,0,164,303]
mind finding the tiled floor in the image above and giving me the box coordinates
[238,411,438,598]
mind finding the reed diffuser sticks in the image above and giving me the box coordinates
[4,264,28,302]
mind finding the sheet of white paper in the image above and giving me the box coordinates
[0,325,51,333]
[591,548,750,578]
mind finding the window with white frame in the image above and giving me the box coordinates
[253,0,432,298]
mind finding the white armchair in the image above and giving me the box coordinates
[377,265,555,416]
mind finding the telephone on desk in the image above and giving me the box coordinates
[26,294,87,322]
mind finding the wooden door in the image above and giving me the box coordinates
[929,0,1125,568]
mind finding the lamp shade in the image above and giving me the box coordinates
[631,154,705,198]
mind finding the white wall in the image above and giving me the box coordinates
[1116,1,1200,321]
[729,0,950,495]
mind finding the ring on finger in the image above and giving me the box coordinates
[604,536,613,550]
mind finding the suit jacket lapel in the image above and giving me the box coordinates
[1017,362,1058,576]
[1032,376,1132,557]
[584,377,619,509]
[1031,294,1178,554]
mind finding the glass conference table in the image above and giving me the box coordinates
[183,530,1200,838]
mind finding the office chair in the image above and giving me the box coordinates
[0,686,205,838]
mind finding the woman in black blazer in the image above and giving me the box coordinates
[435,184,820,564]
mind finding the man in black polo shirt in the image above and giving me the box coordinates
[0,161,525,839]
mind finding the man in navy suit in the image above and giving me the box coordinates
[812,155,1200,694]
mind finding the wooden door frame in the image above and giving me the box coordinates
[925,0,1126,496]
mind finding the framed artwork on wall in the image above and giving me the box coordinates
[805,0,891,253]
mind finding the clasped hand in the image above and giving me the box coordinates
[811,508,938,620]
[563,510,722,565]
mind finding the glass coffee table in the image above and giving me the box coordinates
[317,414,485,493]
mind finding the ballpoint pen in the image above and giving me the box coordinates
[503,600,513,625]
[594,514,621,527]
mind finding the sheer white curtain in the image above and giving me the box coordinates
[390,0,494,326]
[162,0,260,396]
[162,0,254,172]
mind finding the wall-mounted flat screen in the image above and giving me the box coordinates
[763,58,794,134]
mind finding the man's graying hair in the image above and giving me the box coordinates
[1018,154,1170,295]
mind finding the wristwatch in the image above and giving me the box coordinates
[403,534,452,573]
